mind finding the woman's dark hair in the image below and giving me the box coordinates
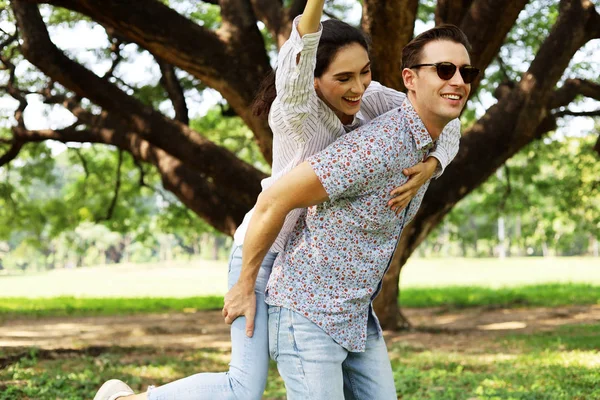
[252,19,370,118]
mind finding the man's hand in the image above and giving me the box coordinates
[388,158,438,214]
[222,281,257,337]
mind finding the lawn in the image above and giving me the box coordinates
[1,257,599,298]
[1,323,598,399]
[1,257,599,399]
[0,283,599,319]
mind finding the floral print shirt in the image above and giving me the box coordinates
[266,98,435,352]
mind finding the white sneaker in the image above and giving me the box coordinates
[93,379,134,400]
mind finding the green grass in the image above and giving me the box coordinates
[400,283,600,308]
[389,324,600,399]
[2,326,599,399]
[0,283,598,320]
[390,348,600,399]
[501,323,600,352]
[0,296,224,319]
[2,257,600,298]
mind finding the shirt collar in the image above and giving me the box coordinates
[401,98,434,151]
[343,113,365,132]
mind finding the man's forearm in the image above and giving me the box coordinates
[238,162,329,287]
[239,193,289,285]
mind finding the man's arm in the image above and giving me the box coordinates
[222,162,329,336]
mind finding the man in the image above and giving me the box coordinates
[223,24,478,399]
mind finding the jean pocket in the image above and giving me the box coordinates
[268,306,281,360]
[227,245,242,274]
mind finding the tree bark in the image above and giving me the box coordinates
[362,0,419,90]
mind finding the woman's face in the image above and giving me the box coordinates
[314,43,371,125]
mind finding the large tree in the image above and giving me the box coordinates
[1,0,599,328]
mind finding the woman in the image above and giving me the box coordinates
[94,1,459,399]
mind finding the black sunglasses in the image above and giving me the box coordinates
[408,62,480,84]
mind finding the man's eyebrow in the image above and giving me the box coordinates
[332,62,371,77]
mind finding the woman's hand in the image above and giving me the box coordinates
[388,157,438,215]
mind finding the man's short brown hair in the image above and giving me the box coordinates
[401,24,472,70]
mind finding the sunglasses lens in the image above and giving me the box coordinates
[460,66,480,83]
[436,62,457,80]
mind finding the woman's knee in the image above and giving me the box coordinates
[228,369,268,400]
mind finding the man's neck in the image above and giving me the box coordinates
[407,93,446,141]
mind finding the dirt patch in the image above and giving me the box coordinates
[1,305,598,356]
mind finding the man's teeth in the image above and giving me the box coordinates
[442,94,461,100]
[344,96,362,102]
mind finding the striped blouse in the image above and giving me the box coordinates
[233,16,460,252]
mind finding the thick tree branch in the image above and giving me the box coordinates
[0,140,23,167]
[157,59,189,125]
[362,0,418,90]
[460,0,529,93]
[248,0,284,45]
[12,0,265,206]
[21,0,274,161]
[435,0,475,25]
[550,78,600,109]
[274,0,306,46]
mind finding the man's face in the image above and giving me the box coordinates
[404,40,471,127]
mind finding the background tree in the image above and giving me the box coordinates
[0,0,599,328]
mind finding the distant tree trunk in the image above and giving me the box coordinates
[192,233,200,256]
[542,242,549,258]
[515,216,523,256]
[497,216,506,259]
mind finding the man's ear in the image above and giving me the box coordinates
[314,77,319,91]
[402,68,417,91]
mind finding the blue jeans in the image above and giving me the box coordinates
[148,245,276,400]
[268,306,396,400]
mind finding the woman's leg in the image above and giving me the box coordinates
[142,245,276,400]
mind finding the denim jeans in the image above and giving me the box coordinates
[148,245,277,400]
[268,306,396,400]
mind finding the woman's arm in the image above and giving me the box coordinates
[273,4,325,137]
[298,0,325,36]
[387,119,461,213]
